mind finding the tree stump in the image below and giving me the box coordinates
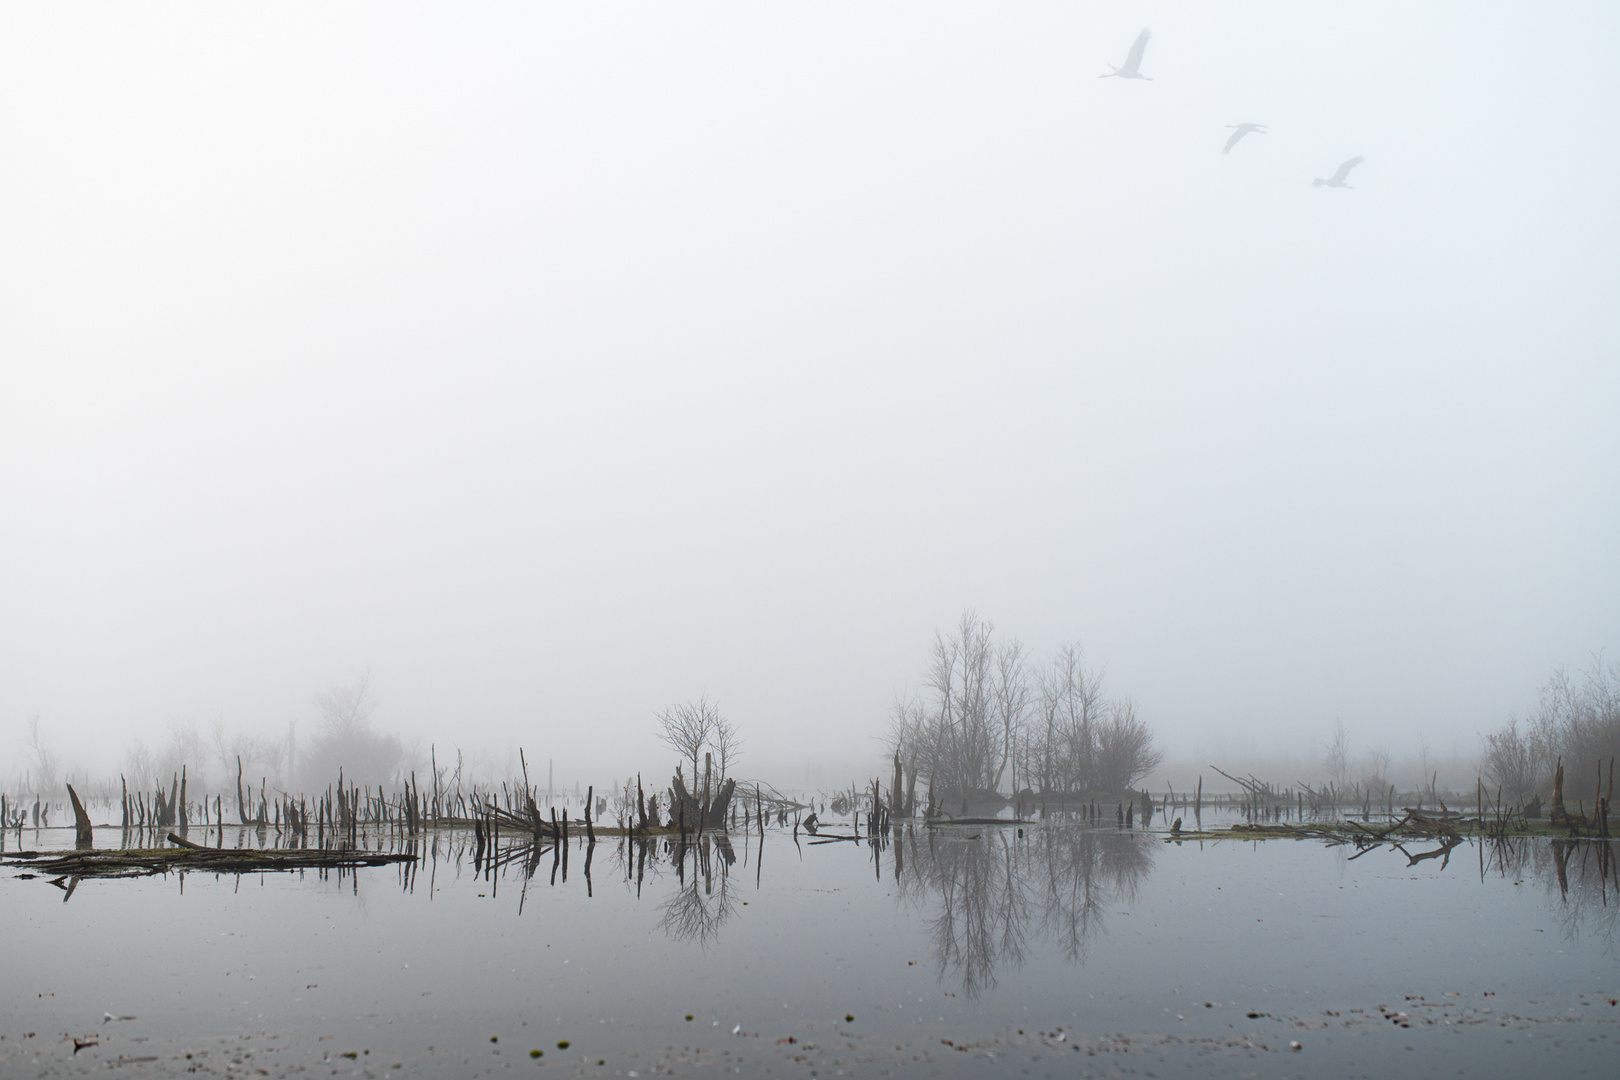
[66,784,94,848]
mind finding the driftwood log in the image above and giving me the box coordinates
[66,784,94,848]
[0,839,415,880]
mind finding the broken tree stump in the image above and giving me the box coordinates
[66,784,94,848]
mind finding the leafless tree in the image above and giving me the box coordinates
[1091,699,1163,791]
[1040,643,1109,793]
[209,718,287,792]
[1364,746,1393,791]
[991,640,1031,792]
[127,722,215,791]
[912,611,1002,799]
[711,714,743,784]
[891,617,1161,799]
[657,695,720,783]
[1323,718,1350,789]
[1480,718,1544,806]
[1537,657,1620,790]
[315,668,379,735]
[24,714,58,790]
[300,668,406,787]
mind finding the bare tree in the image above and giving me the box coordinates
[1537,657,1620,789]
[24,714,58,790]
[712,714,743,784]
[991,639,1031,792]
[657,696,720,783]
[1480,717,1543,805]
[1323,719,1350,789]
[891,618,1160,799]
[315,669,379,736]
[127,722,215,791]
[1364,746,1392,791]
[1092,699,1163,791]
[1046,643,1107,793]
[210,717,287,792]
[301,668,406,787]
[916,612,1001,799]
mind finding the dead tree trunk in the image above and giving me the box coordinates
[66,784,93,848]
[673,773,737,831]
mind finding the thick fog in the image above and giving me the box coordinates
[2,3,1616,789]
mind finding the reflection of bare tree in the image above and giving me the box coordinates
[658,836,735,947]
[1035,825,1153,963]
[1539,839,1620,952]
[1482,836,1620,953]
[899,824,1155,996]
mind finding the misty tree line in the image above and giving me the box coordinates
[1480,656,1620,806]
[889,612,1162,804]
[9,670,413,797]
[15,673,749,820]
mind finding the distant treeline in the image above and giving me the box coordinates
[1481,656,1619,806]
[889,612,1161,804]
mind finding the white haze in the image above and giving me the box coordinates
[1,3,1616,789]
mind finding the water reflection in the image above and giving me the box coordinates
[896,823,1155,996]
[1482,835,1620,951]
[660,835,737,946]
[15,816,1620,969]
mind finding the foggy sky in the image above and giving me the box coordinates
[2,3,1616,787]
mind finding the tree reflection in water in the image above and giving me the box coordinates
[659,834,737,947]
[896,822,1155,997]
[1485,835,1620,952]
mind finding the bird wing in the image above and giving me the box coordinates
[1332,156,1364,183]
[1123,28,1150,73]
[1222,128,1246,154]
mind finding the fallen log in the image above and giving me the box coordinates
[1,843,415,879]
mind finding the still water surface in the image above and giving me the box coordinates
[4,817,1617,1077]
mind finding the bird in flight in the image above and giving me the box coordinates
[1313,156,1364,188]
[1101,29,1152,80]
[1222,123,1268,154]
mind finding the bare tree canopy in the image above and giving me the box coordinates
[314,669,380,736]
[1480,655,1619,806]
[657,695,721,783]
[712,714,744,784]
[1322,719,1350,790]
[300,669,407,788]
[891,612,1161,800]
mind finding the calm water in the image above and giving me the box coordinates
[4,817,1617,1077]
